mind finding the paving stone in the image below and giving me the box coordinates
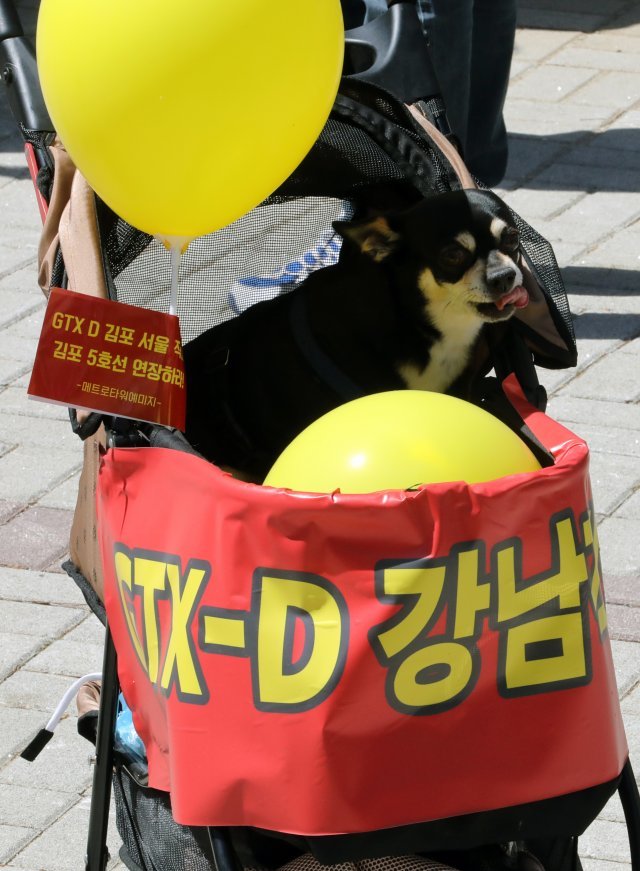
[608,108,640,132]
[27,638,107,679]
[0,262,47,298]
[0,599,84,640]
[501,187,583,221]
[503,134,570,181]
[0,385,72,420]
[0,247,38,281]
[596,790,625,825]
[0,566,86,607]
[571,70,640,108]
[512,26,578,62]
[0,506,74,571]
[599,518,640,588]
[529,160,639,193]
[42,557,68,575]
[578,816,632,864]
[0,414,78,450]
[0,358,31,387]
[0,446,81,503]
[508,64,599,103]
[2,308,47,343]
[504,98,614,138]
[605,572,640,607]
[64,615,106,647]
[607,603,640,643]
[561,423,640,458]
[543,367,579,397]
[37,472,82,512]
[9,795,121,871]
[0,718,94,796]
[614,490,640,520]
[551,43,640,72]
[561,141,640,174]
[0,633,45,684]
[562,352,640,402]
[545,191,640,245]
[0,669,85,713]
[578,222,640,271]
[569,295,640,318]
[0,294,43,332]
[0,499,21,524]
[0,825,37,868]
[0,783,74,831]
[581,858,632,871]
[0,706,45,762]
[610,639,640,701]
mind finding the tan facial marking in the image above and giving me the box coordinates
[490,217,507,244]
[454,231,476,253]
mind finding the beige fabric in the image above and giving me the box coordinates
[76,679,101,717]
[70,425,106,601]
[407,103,476,189]
[37,151,110,600]
[58,170,109,300]
[268,854,458,871]
[37,141,76,295]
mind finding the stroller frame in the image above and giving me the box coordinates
[2,2,640,870]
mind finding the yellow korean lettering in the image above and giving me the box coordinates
[502,612,588,691]
[582,510,607,636]
[452,545,490,639]
[393,641,474,711]
[375,563,447,659]
[496,514,588,623]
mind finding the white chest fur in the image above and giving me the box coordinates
[399,299,483,393]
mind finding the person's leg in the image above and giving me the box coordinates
[425,0,473,154]
[466,0,517,186]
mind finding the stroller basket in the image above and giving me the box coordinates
[2,2,639,871]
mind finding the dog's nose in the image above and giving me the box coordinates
[487,265,516,295]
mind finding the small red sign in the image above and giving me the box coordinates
[28,287,186,430]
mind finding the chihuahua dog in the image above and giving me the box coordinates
[183,189,528,480]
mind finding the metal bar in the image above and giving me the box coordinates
[85,627,120,871]
[619,760,640,871]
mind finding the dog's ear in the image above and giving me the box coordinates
[333,217,400,262]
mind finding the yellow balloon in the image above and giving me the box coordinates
[36,0,344,241]
[264,391,541,493]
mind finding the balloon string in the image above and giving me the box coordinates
[169,244,180,316]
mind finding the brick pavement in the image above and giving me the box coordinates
[0,1,639,869]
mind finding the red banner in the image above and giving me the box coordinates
[29,287,185,429]
[98,378,627,834]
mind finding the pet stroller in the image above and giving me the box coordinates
[2,2,640,871]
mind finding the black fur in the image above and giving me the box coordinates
[183,189,525,480]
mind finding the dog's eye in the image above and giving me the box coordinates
[501,228,520,253]
[439,245,470,269]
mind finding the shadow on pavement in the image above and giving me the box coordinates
[506,129,640,192]
[563,266,640,295]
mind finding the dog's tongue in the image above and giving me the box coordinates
[496,285,529,311]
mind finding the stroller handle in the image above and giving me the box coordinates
[344,1,441,104]
[0,0,53,133]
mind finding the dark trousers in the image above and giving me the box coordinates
[341,0,516,187]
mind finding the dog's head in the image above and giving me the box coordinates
[335,189,528,322]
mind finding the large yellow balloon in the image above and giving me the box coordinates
[36,0,344,242]
[264,391,541,493]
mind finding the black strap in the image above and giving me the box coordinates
[289,293,363,403]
